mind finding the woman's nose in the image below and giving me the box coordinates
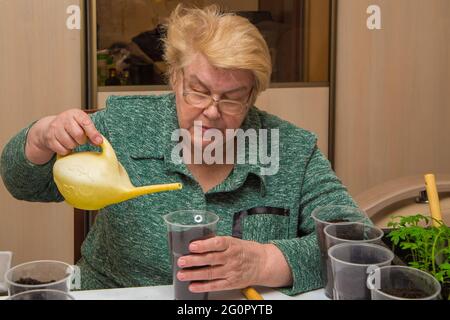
[202,101,221,120]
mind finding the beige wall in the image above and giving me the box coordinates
[335,0,450,196]
[257,87,329,157]
[0,0,81,266]
[98,87,330,156]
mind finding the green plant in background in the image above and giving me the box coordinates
[387,214,450,299]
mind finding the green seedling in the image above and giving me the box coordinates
[387,214,450,300]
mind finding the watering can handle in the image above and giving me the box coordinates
[56,135,117,162]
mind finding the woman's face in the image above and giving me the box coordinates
[174,53,254,149]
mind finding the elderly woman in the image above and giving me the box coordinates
[0,5,356,295]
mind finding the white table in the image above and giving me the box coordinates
[71,286,328,300]
[1,286,328,300]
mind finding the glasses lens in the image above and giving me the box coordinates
[219,101,244,115]
[185,92,210,108]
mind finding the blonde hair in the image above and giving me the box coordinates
[163,4,272,100]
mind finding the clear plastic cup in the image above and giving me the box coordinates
[7,289,75,300]
[163,210,219,300]
[322,222,384,299]
[328,243,394,300]
[367,265,441,300]
[311,205,369,298]
[5,260,74,296]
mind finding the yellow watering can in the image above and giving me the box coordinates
[53,136,182,210]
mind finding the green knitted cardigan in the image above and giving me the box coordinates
[0,93,357,296]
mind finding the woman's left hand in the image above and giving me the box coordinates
[176,236,292,293]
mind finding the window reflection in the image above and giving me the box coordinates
[96,0,330,87]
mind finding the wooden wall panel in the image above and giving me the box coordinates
[335,0,450,196]
[0,0,82,266]
[304,0,330,82]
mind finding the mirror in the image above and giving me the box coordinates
[94,0,331,87]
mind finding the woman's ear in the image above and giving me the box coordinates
[247,90,257,108]
[170,70,181,90]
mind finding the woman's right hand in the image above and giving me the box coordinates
[25,109,103,165]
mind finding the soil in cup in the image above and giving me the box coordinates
[317,219,355,255]
[317,219,352,257]
[10,276,69,295]
[381,287,429,299]
[169,226,215,300]
[378,272,434,299]
[16,278,56,285]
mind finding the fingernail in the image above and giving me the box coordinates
[95,136,102,144]
[189,285,199,293]
[190,243,198,251]
[177,272,185,281]
[178,258,186,267]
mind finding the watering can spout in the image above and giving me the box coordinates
[124,183,183,201]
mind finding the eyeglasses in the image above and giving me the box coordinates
[182,79,253,116]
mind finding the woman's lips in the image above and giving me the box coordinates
[196,125,219,134]
[201,126,213,133]
[192,125,224,139]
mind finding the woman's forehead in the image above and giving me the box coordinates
[185,74,249,93]
[183,56,254,93]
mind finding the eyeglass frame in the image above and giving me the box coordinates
[181,73,254,116]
